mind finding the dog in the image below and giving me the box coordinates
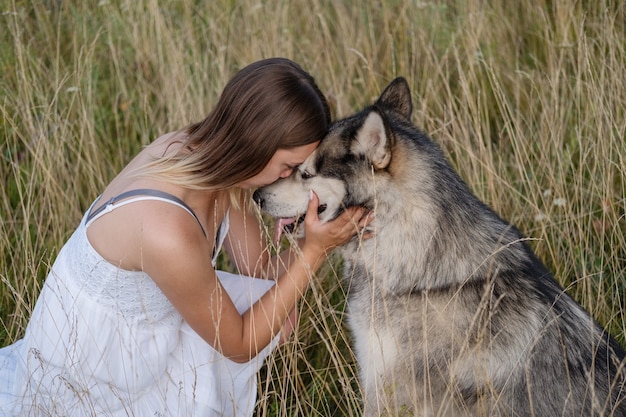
[253,77,626,416]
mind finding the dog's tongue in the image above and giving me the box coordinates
[273,218,296,245]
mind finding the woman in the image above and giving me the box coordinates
[0,58,371,416]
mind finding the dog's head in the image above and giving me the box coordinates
[253,77,412,241]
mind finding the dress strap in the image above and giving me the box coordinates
[85,189,207,238]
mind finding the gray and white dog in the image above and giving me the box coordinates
[254,78,626,416]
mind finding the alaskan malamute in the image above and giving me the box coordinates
[254,78,626,416]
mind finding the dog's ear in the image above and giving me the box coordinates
[376,77,412,120]
[352,111,392,169]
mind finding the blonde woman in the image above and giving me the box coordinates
[0,58,371,416]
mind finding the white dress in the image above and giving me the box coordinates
[0,192,279,417]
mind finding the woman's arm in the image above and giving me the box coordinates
[224,196,316,282]
[143,193,370,363]
[222,200,269,278]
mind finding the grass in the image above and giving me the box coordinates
[1,0,625,415]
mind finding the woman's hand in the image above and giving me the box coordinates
[301,191,373,257]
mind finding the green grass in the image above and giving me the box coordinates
[1,0,625,415]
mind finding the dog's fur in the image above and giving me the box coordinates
[254,78,626,416]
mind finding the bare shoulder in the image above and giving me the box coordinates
[135,202,212,272]
[87,199,212,274]
[137,204,227,329]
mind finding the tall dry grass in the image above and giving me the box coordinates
[1,0,624,415]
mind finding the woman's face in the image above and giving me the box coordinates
[238,141,319,189]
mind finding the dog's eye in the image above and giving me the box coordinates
[300,170,314,180]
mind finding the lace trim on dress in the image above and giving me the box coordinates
[66,223,179,324]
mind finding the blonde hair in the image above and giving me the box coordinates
[137,58,330,205]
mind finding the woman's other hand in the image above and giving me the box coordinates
[301,191,373,257]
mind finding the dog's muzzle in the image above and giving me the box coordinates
[252,189,328,244]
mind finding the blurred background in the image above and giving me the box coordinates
[1,1,624,415]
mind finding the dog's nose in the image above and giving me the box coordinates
[252,190,264,207]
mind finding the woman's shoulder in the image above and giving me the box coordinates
[139,202,210,252]
[86,189,213,272]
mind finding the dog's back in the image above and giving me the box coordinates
[332,78,626,416]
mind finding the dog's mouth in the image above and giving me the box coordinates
[273,204,327,244]
[273,217,301,244]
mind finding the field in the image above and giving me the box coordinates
[1,0,625,415]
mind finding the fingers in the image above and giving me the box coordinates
[331,206,374,243]
[358,210,375,234]
[305,190,320,222]
[306,191,373,231]
[343,205,374,229]
[302,191,374,250]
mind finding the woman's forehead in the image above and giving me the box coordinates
[274,141,319,164]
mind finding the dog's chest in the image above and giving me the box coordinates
[348,312,401,386]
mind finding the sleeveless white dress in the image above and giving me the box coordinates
[0,193,279,417]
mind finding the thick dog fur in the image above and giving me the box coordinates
[254,78,626,416]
